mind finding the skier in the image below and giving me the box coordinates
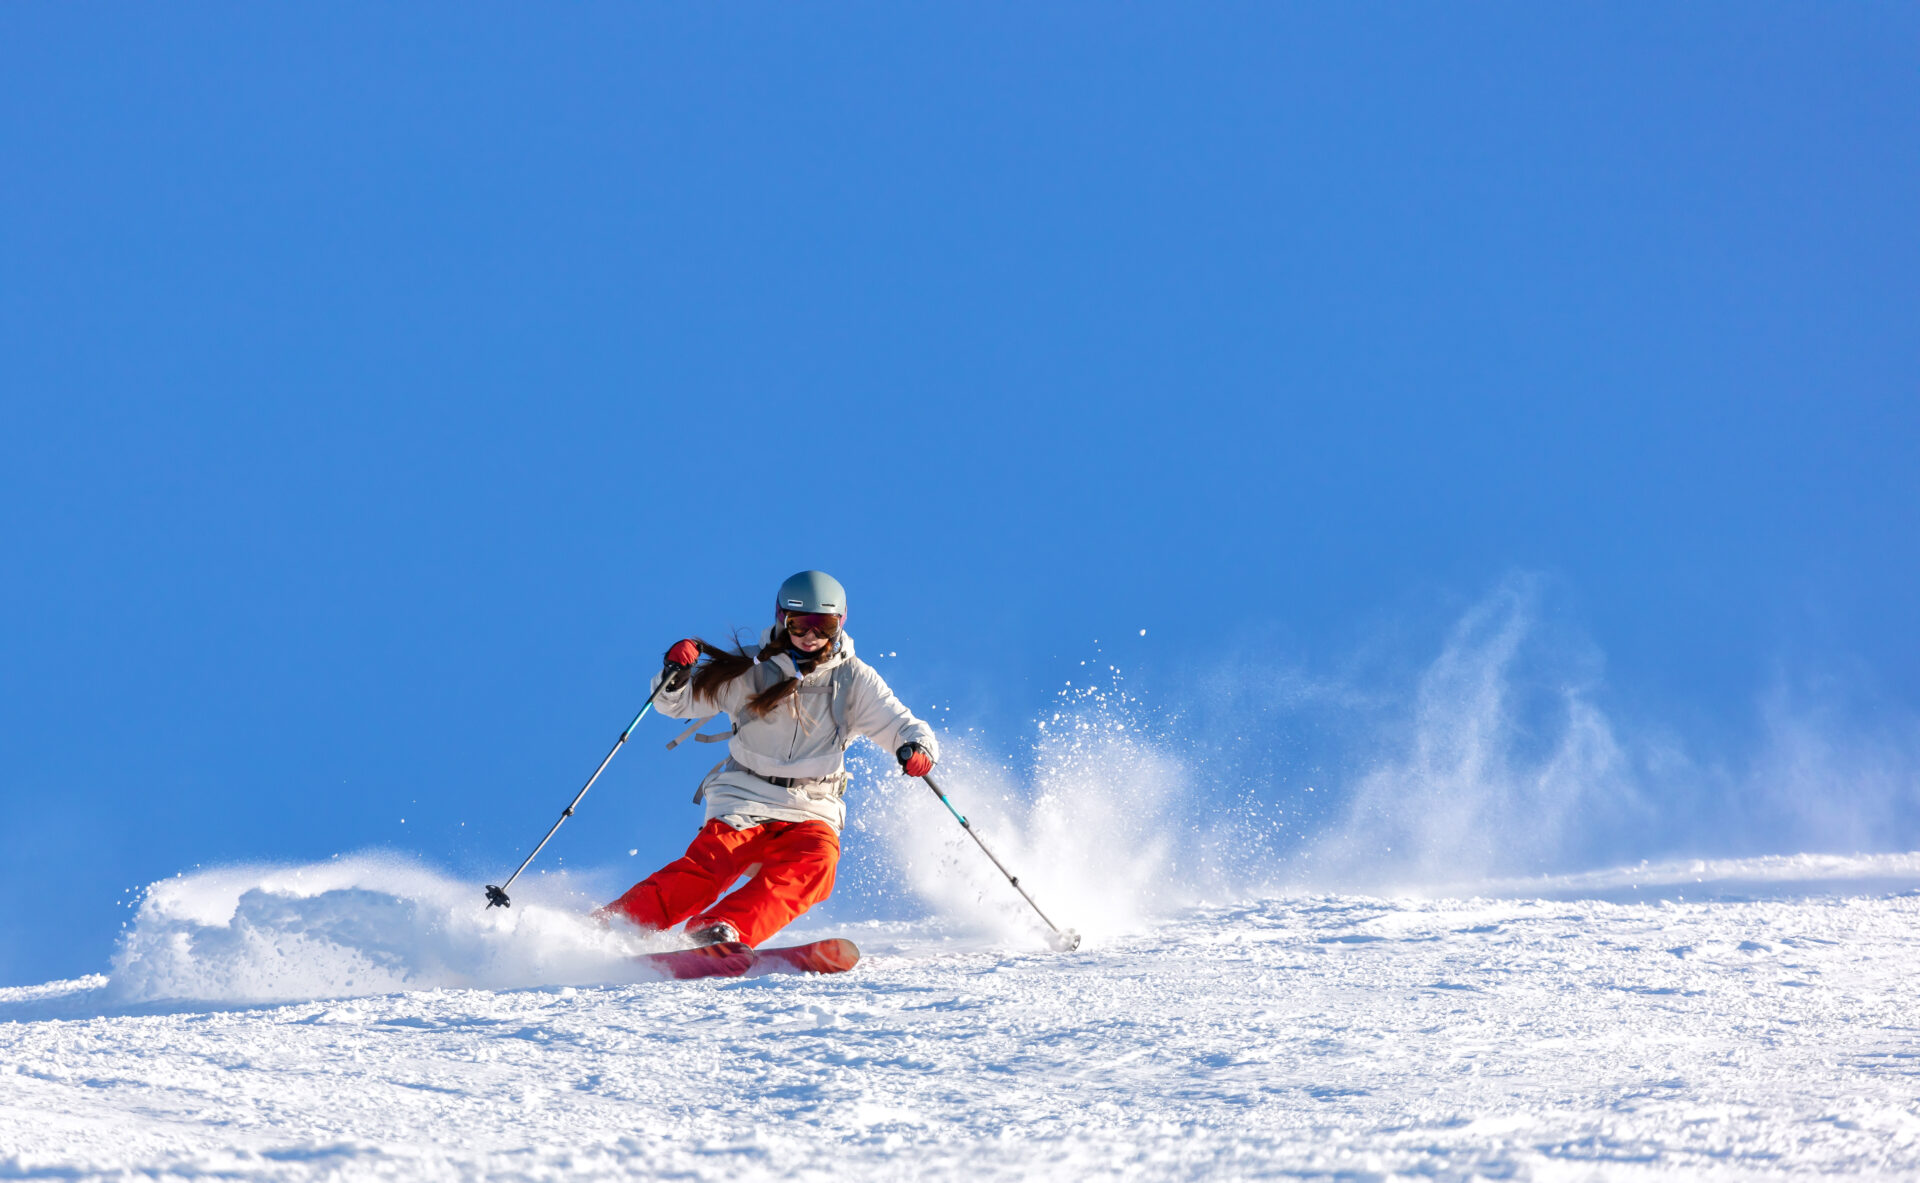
[598,570,938,949]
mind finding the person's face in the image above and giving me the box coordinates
[785,613,838,652]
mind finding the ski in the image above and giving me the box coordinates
[644,941,757,981]
[753,937,861,975]
[642,937,861,981]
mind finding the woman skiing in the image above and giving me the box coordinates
[599,570,937,949]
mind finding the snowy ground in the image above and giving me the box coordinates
[4,855,1919,1180]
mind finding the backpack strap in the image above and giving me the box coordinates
[690,757,729,804]
[666,644,766,753]
[665,715,717,751]
[830,662,855,748]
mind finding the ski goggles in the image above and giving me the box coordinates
[782,611,843,638]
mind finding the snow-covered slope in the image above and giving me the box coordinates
[5,855,1918,1180]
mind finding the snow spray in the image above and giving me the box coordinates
[109,855,674,1005]
[841,575,1920,937]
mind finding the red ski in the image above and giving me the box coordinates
[753,937,861,975]
[643,938,860,981]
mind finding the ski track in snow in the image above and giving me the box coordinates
[4,856,1920,1180]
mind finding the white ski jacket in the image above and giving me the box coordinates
[649,629,937,833]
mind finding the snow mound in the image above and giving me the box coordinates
[110,855,663,1004]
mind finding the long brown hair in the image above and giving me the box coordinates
[684,629,826,719]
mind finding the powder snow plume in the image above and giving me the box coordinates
[839,668,1268,948]
[1302,581,1648,888]
[109,855,672,1004]
[840,575,1920,939]
[1297,578,1920,890]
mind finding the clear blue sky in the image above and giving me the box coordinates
[4,5,1916,985]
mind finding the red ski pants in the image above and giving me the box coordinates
[602,818,840,947]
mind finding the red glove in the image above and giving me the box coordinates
[665,639,700,668]
[897,744,934,778]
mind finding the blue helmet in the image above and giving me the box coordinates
[775,570,848,617]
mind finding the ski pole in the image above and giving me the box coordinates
[898,746,1082,951]
[485,665,687,908]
